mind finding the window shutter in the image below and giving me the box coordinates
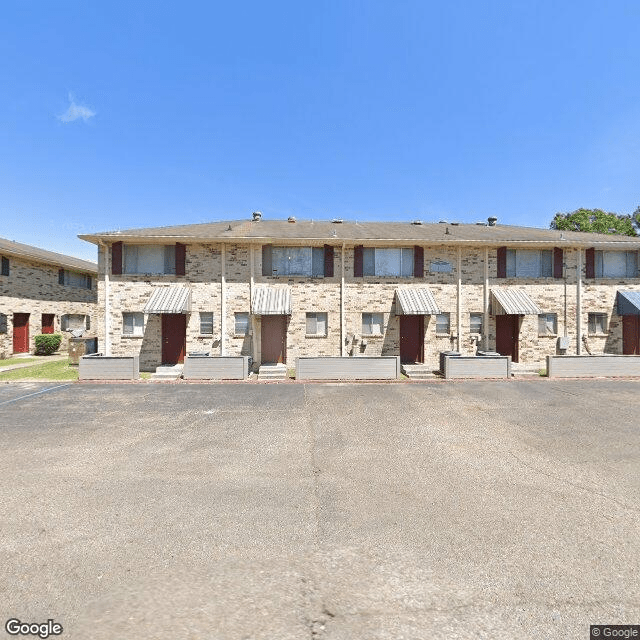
[58,269,65,285]
[323,245,334,278]
[413,246,424,278]
[354,245,364,277]
[497,247,507,278]
[86,275,92,290]
[553,247,563,279]
[175,242,186,276]
[262,245,272,276]
[1,256,8,276]
[585,247,595,279]
[112,241,123,275]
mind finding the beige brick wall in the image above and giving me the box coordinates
[0,254,97,358]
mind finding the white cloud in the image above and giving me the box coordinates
[58,93,95,123]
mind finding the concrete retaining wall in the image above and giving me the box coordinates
[547,354,640,378]
[79,354,139,380]
[296,356,401,380]
[443,355,511,379]
[183,355,249,380]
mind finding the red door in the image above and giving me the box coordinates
[42,314,55,334]
[161,314,186,364]
[495,314,520,362]
[261,315,287,364]
[13,313,30,353]
[622,316,640,355]
[400,315,424,363]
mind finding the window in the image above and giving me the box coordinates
[234,312,249,336]
[264,246,325,277]
[0,313,7,334]
[470,313,483,335]
[61,314,89,331]
[594,251,638,278]
[1,256,8,276]
[538,313,557,336]
[430,260,452,273]
[362,312,383,336]
[435,313,450,335]
[362,248,414,277]
[505,249,553,278]
[123,312,144,336]
[124,245,176,275]
[306,312,327,337]
[199,312,214,335]
[588,313,608,335]
[59,270,92,289]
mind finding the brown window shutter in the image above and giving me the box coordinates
[553,247,563,279]
[112,241,123,275]
[175,243,186,276]
[585,247,595,278]
[497,246,507,278]
[323,244,334,277]
[262,245,272,276]
[354,245,363,277]
[58,268,65,285]
[413,246,424,278]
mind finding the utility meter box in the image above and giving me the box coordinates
[557,336,571,351]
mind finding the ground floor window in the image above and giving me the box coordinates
[538,313,557,336]
[199,312,214,335]
[123,312,144,336]
[234,312,249,336]
[306,312,327,337]
[469,312,483,335]
[588,313,608,335]
[61,314,90,331]
[435,313,450,335]
[362,312,383,336]
[0,313,7,333]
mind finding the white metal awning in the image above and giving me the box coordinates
[143,286,191,314]
[251,286,291,315]
[395,287,441,315]
[491,288,542,315]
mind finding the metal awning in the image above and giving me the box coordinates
[251,286,291,315]
[143,286,191,314]
[395,287,441,315]
[491,289,542,315]
[617,290,640,316]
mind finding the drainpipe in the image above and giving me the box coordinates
[456,246,462,352]
[341,243,345,356]
[577,248,582,355]
[221,244,226,356]
[483,247,489,350]
[99,241,110,356]
[250,244,258,365]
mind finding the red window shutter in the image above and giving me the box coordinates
[175,243,186,276]
[553,247,563,279]
[112,241,123,275]
[354,245,363,277]
[497,246,507,278]
[323,244,334,277]
[585,247,595,279]
[413,246,424,278]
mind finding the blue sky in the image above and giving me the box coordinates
[2,1,640,262]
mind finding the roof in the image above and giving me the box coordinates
[78,218,640,248]
[395,287,441,315]
[251,286,292,315]
[143,286,191,314]
[491,289,542,315]
[0,237,97,273]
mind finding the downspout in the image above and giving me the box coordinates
[483,247,489,350]
[341,243,345,356]
[99,241,110,356]
[456,246,462,352]
[250,244,258,365]
[221,243,226,356]
[576,248,582,355]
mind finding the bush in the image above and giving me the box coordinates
[34,334,62,355]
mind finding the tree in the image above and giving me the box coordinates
[550,208,637,236]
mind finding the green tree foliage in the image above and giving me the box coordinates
[34,334,62,355]
[550,208,637,236]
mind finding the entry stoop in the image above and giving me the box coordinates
[151,364,184,380]
[402,364,438,380]
[258,363,288,381]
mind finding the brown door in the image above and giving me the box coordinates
[13,313,30,353]
[161,314,186,364]
[400,315,424,364]
[42,314,55,334]
[261,315,287,364]
[622,316,640,355]
[495,314,520,363]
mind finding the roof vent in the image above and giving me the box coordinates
[332,218,343,224]
[411,220,423,225]
[450,222,459,226]
[252,210,262,222]
[439,220,448,224]
[287,216,296,223]
[487,216,498,226]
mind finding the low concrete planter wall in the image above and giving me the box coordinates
[443,355,511,379]
[547,355,640,378]
[183,356,250,380]
[296,356,401,380]
[79,354,139,380]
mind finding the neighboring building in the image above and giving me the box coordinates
[0,237,97,358]
[78,214,640,372]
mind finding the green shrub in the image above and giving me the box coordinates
[34,334,62,355]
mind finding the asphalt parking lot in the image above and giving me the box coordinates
[0,380,638,640]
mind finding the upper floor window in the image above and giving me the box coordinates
[506,249,552,278]
[59,269,92,289]
[363,248,414,277]
[262,245,333,277]
[124,245,176,275]
[594,251,638,278]
[1,256,9,276]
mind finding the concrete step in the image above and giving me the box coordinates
[258,364,288,381]
[402,364,438,380]
[151,364,184,380]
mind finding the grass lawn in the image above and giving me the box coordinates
[0,356,42,367]
[0,359,78,381]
